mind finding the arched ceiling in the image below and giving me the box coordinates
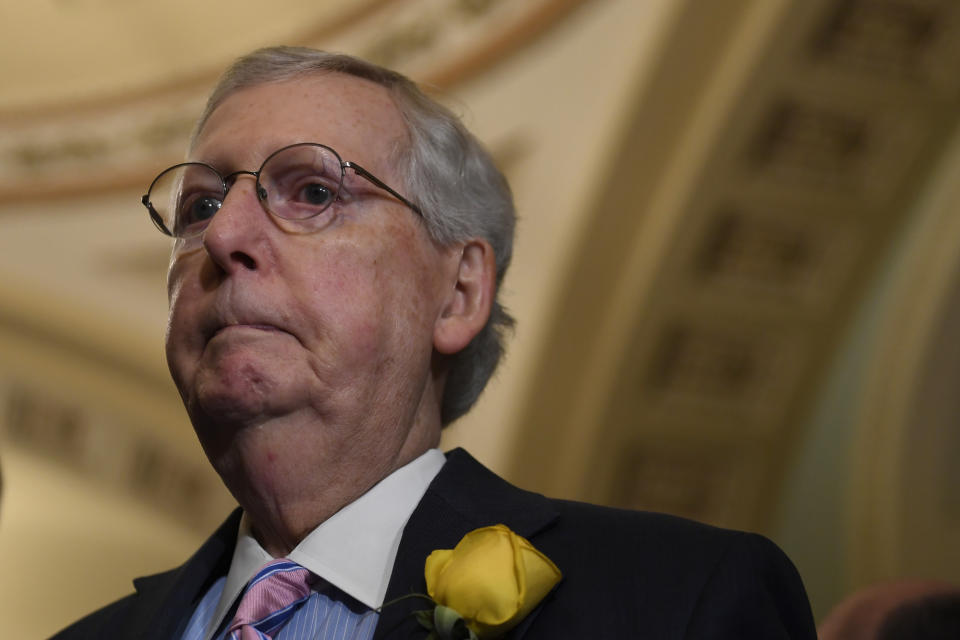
[0,0,584,202]
[510,0,960,533]
[1,1,360,111]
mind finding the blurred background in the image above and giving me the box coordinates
[2,0,960,635]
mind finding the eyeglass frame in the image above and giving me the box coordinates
[141,142,423,238]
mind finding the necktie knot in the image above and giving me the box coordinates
[227,559,315,640]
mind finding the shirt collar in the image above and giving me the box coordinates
[204,448,445,637]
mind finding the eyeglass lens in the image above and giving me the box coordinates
[146,144,345,238]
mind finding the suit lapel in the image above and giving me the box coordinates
[95,452,555,639]
[374,449,559,640]
[126,509,240,639]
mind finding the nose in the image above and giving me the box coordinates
[201,176,268,274]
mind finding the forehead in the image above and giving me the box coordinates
[193,73,407,173]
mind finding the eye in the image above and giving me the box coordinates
[299,181,335,207]
[187,195,222,221]
[267,175,340,220]
[176,193,222,233]
[257,144,344,220]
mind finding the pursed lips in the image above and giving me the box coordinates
[202,320,289,346]
[212,323,283,337]
[199,303,298,346]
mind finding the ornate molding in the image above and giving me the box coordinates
[511,0,960,532]
[0,0,585,204]
[849,108,960,587]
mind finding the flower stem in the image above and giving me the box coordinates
[377,592,435,612]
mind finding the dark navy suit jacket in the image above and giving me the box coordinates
[51,448,816,639]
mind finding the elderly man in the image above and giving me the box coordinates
[54,47,816,639]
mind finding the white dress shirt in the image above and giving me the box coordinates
[186,448,445,640]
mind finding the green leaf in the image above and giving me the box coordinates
[416,608,436,631]
[433,605,478,640]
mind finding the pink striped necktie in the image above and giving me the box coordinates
[227,558,315,640]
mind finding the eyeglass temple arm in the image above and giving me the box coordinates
[343,162,422,216]
[141,194,175,237]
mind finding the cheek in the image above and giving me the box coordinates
[166,250,199,321]
[165,299,189,357]
[301,235,435,360]
[164,299,194,389]
[165,278,186,352]
[304,259,386,358]
[165,262,206,375]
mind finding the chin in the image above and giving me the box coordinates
[190,359,280,418]
[187,387,272,470]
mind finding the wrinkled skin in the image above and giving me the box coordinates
[165,74,492,555]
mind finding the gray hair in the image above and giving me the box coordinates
[194,46,515,425]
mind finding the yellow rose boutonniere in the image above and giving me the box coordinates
[417,524,562,639]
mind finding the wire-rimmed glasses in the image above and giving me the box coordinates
[141,142,421,238]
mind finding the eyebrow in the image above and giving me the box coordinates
[188,143,277,173]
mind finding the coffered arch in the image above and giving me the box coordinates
[509,0,960,540]
[849,120,960,590]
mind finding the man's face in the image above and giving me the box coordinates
[165,74,457,512]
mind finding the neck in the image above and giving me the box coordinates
[207,406,441,557]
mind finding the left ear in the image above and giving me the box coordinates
[434,238,496,355]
